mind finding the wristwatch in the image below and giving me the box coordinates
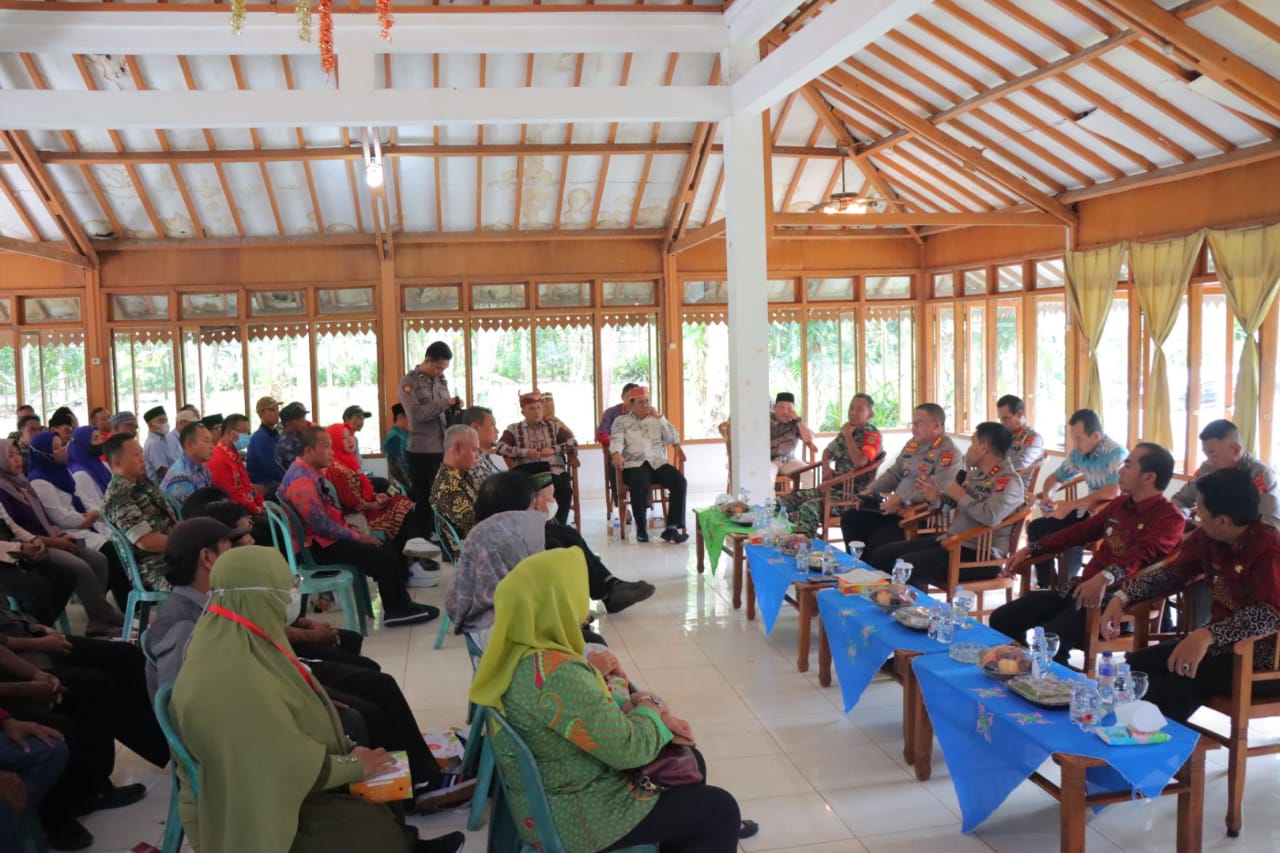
[643,693,665,711]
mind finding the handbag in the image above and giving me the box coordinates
[632,744,703,793]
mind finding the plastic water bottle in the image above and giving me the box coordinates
[1097,651,1116,688]
[752,507,767,543]
[1113,662,1135,707]
[935,605,955,644]
[1029,626,1047,679]
[1070,679,1101,730]
[611,515,621,538]
[927,603,942,641]
[794,540,811,576]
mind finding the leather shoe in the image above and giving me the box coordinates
[604,581,656,614]
[45,819,94,851]
[74,782,146,816]
[635,530,650,543]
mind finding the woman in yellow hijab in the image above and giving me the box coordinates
[169,546,465,853]
[471,548,741,853]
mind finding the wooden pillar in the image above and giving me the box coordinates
[83,266,110,411]
[378,249,403,418]
[661,252,684,435]
[723,39,773,501]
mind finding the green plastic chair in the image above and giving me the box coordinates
[461,632,493,831]
[154,683,197,853]
[432,511,464,650]
[483,707,658,853]
[5,595,71,637]
[106,524,169,644]
[162,493,184,521]
[263,501,368,635]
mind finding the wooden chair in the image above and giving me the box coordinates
[900,503,953,541]
[784,451,886,542]
[505,448,582,530]
[1019,462,1044,498]
[1076,553,1179,677]
[718,421,814,495]
[927,506,1032,619]
[613,445,684,543]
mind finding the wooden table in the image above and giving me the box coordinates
[694,521,749,609]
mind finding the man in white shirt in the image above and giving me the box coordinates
[142,406,175,483]
[609,386,688,543]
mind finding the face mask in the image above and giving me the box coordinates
[545,500,559,521]
[284,587,302,624]
[235,432,250,452]
[154,420,169,435]
[209,585,299,625]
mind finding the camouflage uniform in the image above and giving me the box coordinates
[103,475,175,590]
[780,423,882,535]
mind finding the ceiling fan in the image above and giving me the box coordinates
[807,146,885,215]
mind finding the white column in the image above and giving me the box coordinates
[722,41,774,503]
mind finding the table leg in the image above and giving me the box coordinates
[818,617,832,687]
[745,564,756,621]
[797,586,813,673]
[1176,738,1206,853]
[898,651,915,766]
[731,538,744,610]
[695,515,706,575]
[1056,755,1088,853]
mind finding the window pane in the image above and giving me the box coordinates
[1097,298,1129,444]
[968,305,987,430]
[0,298,11,324]
[250,291,306,317]
[1035,259,1065,289]
[806,278,854,302]
[600,316,659,421]
[404,285,460,312]
[684,280,727,304]
[806,313,857,431]
[933,306,956,428]
[314,325,379,454]
[535,324,596,439]
[403,323,468,401]
[538,283,591,308]
[963,270,987,296]
[0,333,15,424]
[469,325,532,425]
[112,331,177,420]
[22,297,81,323]
[995,304,1022,412]
[602,281,656,307]
[933,273,955,298]
[111,294,168,322]
[472,284,526,311]
[181,328,245,416]
[768,318,802,409]
[182,293,238,319]
[1034,298,1067,449]
[248,325,311,422]
[318,288,374,315]
[1161,295,1190,463]
[682,318,730,439]
[1197,294,1231,429]
[864,308,915,428]
[768,279,796,302]
[997,265,1022,293]
[865,275,912,300]
[21,330,86,422]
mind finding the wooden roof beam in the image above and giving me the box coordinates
[773,211,1062,226]
[0,235,94,270]
[1091,0,1280,123]
[0,130,98,267]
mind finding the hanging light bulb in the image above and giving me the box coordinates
[366,159,384,188]
[361,125,384,188]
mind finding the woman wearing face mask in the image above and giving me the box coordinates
[67,426,112,514]
[323,424,415,540]
[0,439,125,636]
[170,546,466,853]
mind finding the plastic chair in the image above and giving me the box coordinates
[431,511,464,650]
[162,493,184,521]
[5,595,71,637]
[263,502,367,635]
[105,525,169,644]
[483,707,657,853]
[153,683,198,853]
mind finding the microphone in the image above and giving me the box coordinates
[954,469,967,486]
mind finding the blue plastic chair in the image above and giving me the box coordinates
[432,511,464,650]
[483,707,657,853]
[153,683,198,853]
[263,501,367,635]
[5,595,71,637]
[162,493,184,521]
[104,525,168,644]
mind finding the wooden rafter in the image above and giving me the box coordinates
[553,54,588,231]
[229,56,286,236]
[0,130,99,266]
[18,54,124,239]
[1092,0,1280,124]
[773,211,1061,226]
[1058,138,1280,204]
[798,83,923,245]
[177,55,246,238]
[664,58,721,249]
[515,54,535,232]
[124,57,205,239]
[780,116,824,212]
[386,56,404,235]
[884,147,991,211]
[280,57,325,236]
[339,127,366,235]
[589,53,631,231]
[0,235,93,270]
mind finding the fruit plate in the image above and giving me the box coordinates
[978,645,1032,681]
[891,605,931,631]
[860,584,918,612]
[1007,674,1074,708]
[729,512,757,526]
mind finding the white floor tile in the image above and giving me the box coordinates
[737,792,855,851]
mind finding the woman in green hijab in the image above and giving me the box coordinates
[470,548,741,853]
[169,546,465,853]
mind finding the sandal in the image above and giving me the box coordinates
[738,820,759,840]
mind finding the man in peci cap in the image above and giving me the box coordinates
[199,413,224,444]
[142,406,174,484]
[609,386,689,543]
[165,406,200,465]
[770,392,818,481]
[247,396,284,490]
[342,405,372,467]
[497,392,577,527]
[110,411,138,437]
[274,402,311,474]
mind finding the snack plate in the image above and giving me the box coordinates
[1007,674,1073,708]
[891,605,932,631]
[729,512,757,525]
[860,585,918,612]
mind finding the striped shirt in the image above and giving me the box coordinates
[1052,435,1126,493]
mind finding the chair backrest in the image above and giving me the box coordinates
[435,511,463,563]
[1020,462,1044,497]
[484,707,568,853]
[163,493,185,521]
[154,682,200,802]
[106,523,151,592]
[264,500,308,576]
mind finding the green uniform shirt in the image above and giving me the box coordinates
[103,475,174,590]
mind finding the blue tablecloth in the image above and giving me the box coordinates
[816,588,1011,712]
[743,541,868,634]
[912,652,1200,832]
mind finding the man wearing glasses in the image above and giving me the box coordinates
[609,387,688,543]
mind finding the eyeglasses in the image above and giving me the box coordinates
[631,398,650,404]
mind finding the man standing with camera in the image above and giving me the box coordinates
[398,341,461,543]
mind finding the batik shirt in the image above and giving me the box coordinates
[472,454,505,483]
[278,459,356,549]
[595,403,627,447]
[1052,434,1126,493]
[103,475,175,590]
[274,429,306,474]
[497,420,576,474]
[430,464,480,541]
[1116,523,1280,670]
[159,454,213,503]
[609,413,679,470]
[1171,453,1279,530]
[1037,493,1184,583]
[1008,425,1045,486]
[769,414,803,463]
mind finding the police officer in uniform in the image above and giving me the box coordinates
[870,423,1025,592]
[839,403,959,562]
[1171,418,1279,530]
[397,340,460,541]
[996,394,1045,487]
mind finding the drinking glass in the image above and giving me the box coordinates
[952,588,977,629]
[891,561,913,586]
[1043,633,1060,664]
[1130,671,1149,700]
[847,540,865,561]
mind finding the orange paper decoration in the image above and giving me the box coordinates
[318,0,335,75]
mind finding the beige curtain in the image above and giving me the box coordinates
[1208,223,1280,453]
[1130,231,1205,449]
[1065,244,1126,415]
